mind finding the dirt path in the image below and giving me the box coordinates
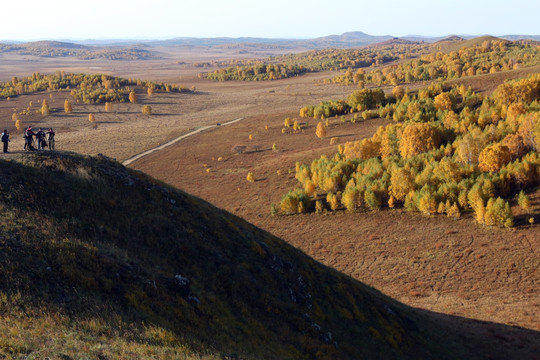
[122,117,243,166]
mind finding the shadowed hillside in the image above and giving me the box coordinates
[0,152,538,359]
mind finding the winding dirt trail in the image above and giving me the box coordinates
[122,117,243,166]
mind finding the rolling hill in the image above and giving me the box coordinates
[0,152,538,359]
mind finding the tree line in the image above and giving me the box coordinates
[203,43,429,81]
[0,72,193,103]
[328,40,540,86]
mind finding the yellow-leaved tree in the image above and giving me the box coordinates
[433,92,454,111]
[41,100,50,116]
[316,122,326,138]
[478,143,511,172]
[64,99,72,113]
[89,113,97,129]
[399,123,440,158]
[129,91,138,104]
[389,168,415,203]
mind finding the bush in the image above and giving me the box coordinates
[141,105,152,115]
[484,197,514,227]
[280,189,310,214]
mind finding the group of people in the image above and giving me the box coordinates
[24,126,55,151]
[1,126,57,154]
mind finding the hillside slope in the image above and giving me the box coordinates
[0,152,536,359]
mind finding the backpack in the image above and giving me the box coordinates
[1,133,7,142]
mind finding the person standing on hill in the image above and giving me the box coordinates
[36,128,45,150]
[1,129,9,153]
[25,126,35,151]
[47,128,55,150]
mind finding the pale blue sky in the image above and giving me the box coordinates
[2,0,539,41]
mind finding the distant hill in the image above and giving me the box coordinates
[501,34,540,41]
[4,32,540,52]
[435,35,465,43]
[0,151,531,359]
[22,40,89,49]
[435,35,510,52]
[0,40,157,60]
[373,37,421,46]
[307,31,394,47]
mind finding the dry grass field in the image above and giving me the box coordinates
[0,51,352,162]
[1,49,539,351]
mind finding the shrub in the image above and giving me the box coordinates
[280,189,310,214]
[284,117,291,127]
[484,197,514,227]
[141,105,152,115]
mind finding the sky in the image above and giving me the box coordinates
[1,0,539,41]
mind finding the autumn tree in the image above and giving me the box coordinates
[41,100,50,116]
[392,86,405,100]
[89,113,97,129]
[399,123,440,158]
[129,91,137,103]
[517,191,531,213]
[478,143,511,172]
[517,112,540,151]
[484,197,514,227]
[64,99,72,113]
[418,188,438,215]
[389,168,415,203]
[316,122,326,138]
[433,92,454,111]
[343,139,380,160]
[326,192,339,211]
[147,87,155,97]
[502,133,526,160]
[347,88,385,111]
[447,203,461,219]
[280,189,310,214]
